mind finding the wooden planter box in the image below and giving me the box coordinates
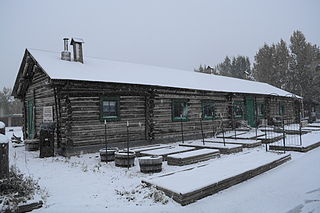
[115,151,136,167]
[139,156,163,173]
[99,148,118,162]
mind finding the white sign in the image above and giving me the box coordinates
[43,106,53,123]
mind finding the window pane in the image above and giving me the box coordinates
[203,102,214,118]
[234,103,243,118]
[103,100,118,117]
[173,100,188,120]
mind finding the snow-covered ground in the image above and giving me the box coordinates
[271,131,320,147]
[5,128,320,213]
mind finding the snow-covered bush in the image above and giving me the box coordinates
[0,166,41,212]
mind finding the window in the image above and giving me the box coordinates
[172,99,188,121]
[233,102,244,118]
[100,97,120,121]
[202,100,215,120]
[257,102,265,118]
[279,103,285,116]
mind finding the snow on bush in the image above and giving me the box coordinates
[0,166,46,212]
[115,184,169,205]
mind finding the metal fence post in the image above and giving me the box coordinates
[126,121,130,169]
[212,112,215,138]
[180,114,184,143]
[199,113,205,145]
[104,120,108,164]
[282,116,286,154]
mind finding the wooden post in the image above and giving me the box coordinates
[0,142,9,179]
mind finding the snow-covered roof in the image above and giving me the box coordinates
[0,121,5,129]
[70,38,84,44]
[28,49,300,98]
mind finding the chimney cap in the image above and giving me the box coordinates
[71,38,84,45]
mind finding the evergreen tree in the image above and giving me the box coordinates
[194,64,217,74]
[274,39,290,89]
[216,56,232,77]
[216,56,252,79]
[253,44,276,85]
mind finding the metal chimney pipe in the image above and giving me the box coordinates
[63,38,69,51]
[61,38,71,61]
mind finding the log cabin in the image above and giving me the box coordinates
[12,38,302,156]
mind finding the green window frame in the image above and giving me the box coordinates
[201,100,215,120]
[172,99,189,121]
[100,96,120,121]
[257,102,265,118]
[279,103,285,116]
[27,99,35,139]
[233,101,244,119]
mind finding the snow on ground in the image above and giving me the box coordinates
[271,131,320,147]
[6,128,320,213]
[144,150,290,194]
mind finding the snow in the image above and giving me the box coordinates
[127,144,172,153]
[0,134,9,143]
[27,49,300,98]
[181,141,241,149]
[7,128,320,213]
[256,133,283,139]
[307,123,320,127]
[216,131,247,137]
[206,138,260,145]
[144,151,290,194]
[0,121,5,129]
[228,129,265,138]
[271,131,320,147]
[5,127,24,140]
[167,149,219,159]
[140,146,194,156]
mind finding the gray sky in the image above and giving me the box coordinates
[0,0,319,90]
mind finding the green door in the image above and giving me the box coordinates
[246,97,256,127]
[27,100,35,139]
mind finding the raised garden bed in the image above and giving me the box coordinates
[269,141,320,152]
[143,152,291,206]
[256,134,284,144]
[128,144,172,157]
[139,146,195,161]
[167,149,220,166]
[269,132,320,152]
[205,138,261,148]
[179,142,242,154]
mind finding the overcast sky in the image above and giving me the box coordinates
[0,0,319,90]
